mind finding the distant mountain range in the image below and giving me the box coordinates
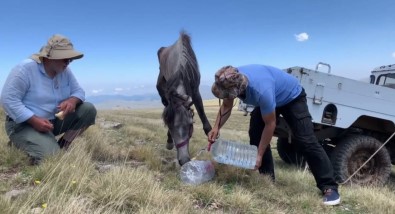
[86,84,215,109]
[85,94,161,110]
[86,94,160,103]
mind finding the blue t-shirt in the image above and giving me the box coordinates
[238,64,302,115]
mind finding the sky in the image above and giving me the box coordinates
[1,0,394,97]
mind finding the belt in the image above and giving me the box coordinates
[6,116,13,122]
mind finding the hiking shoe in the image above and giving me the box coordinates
[323,189,340,206]
[29,157,41,166]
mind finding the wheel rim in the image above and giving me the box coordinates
[347,149,382,185]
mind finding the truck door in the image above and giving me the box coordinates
[313,83,324,104]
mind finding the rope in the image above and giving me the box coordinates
[193,99,238,160]
[191,147,208,160]
[339,131,395,185]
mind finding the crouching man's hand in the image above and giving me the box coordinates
[27,115,54,133]
[57,97,81,119]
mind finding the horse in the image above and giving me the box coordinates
[156,31,212,166]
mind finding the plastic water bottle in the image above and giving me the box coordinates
[210,138,257,169]
[180,160,215,185]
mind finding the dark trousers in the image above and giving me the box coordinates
[248,89,338,191]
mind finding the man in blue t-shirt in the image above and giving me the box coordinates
[208,65,340,206]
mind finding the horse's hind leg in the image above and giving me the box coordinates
[166,130,174,150]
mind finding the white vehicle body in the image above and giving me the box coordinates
[291,63,395,130]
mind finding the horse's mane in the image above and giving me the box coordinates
[166,31,200,96]
[162,31,200,126]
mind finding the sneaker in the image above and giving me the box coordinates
[57,137,72,150]
[323,189,341,206]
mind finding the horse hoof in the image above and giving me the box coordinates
[166,142,174,150]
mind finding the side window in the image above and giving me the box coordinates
[377,74,395,89]
[370,75,375,84]
[376,75,386,85]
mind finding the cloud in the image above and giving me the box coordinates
[134,85,145,89]
[91,89,103,94]
[114,88,123,92]
[294,32,309,42]
[392,52,395,59]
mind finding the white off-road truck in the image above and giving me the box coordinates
[238,63,395,186]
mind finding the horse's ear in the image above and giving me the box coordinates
[180,94,189,100]
[157,47,165,60]
[183,96,193,108]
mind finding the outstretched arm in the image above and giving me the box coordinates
[255,110,276,170]
[208,98,234,143]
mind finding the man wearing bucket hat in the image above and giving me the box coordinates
[208,64,340,206]
[1,34,97,164]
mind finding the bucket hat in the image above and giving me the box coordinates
[31,34,83,63]
[212,65,248,99]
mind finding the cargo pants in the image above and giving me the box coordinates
[249,89,338,191]
[5,102,97,163]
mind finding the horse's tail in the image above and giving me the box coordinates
[175,31,201,96]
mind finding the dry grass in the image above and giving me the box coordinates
[1,106,395,213]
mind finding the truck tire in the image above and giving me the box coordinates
[276,138,306,167]
[330,135,391,186]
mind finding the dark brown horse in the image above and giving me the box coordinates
[156,31,212,166]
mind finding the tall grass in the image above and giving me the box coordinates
[0,107,395,213]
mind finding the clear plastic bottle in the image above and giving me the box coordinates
[210,138,257,169]
[180,160,215,185]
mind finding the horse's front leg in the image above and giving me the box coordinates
[166,130,174,150]
[191,91,212,135]
[156,76,173,149]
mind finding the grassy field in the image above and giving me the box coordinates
[1,104,395,214]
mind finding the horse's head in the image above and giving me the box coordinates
[162,92,194,166]
[157,31,208,166]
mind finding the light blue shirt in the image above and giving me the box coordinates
[1,59,85,123]
[238,64,302,115]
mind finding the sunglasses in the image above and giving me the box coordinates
[63,59,73,64]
